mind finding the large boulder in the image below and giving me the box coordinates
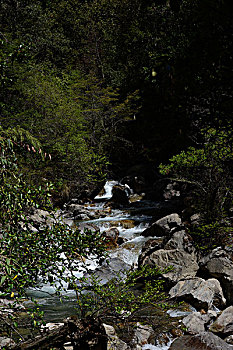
[209,306,233,337]
[164,230,195,254]
[139,231,198,284]
[199,247,233,304]
[169,332,233,350]
[142,213,182,237]
[140,248,198,285]
[169,277,226,311]
[107,185,129,207]
[182,311,216,335]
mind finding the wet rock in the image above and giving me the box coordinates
[131,323,155,348]
[199,247,233,304]
[74,213,90,220]
[169,277,226,311]
[88,257,131,285]
[110,220,135,229]
[142,214,182,237]
[103,324,128,350]
[209,306,233,336]
[41,322,64,332]
[182,311,213,334]
[102,227,119,248]
[121,175,146,194]
[169,332,233,350]
[108,185,129,207]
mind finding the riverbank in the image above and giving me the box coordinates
[1,179,233,349]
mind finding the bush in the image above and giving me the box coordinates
[159,128,233,222]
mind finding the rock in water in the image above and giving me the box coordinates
[107,185,129,207]
[169,332,233,350]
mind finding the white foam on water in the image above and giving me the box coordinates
[142,344,171,350]
[142,335,173,350]
[95,180,119,200]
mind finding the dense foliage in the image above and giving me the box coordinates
[0,0,232,342]
[0,134,106,302]
[1,0,232,179]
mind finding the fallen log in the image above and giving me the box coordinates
[10,316,107,350]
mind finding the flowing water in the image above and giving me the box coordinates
[27,181,162,319]
[26,181,181,348]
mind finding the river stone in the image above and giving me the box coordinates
[140,248,198,284]
[108,185,129,206]
[102,227,119,248]
[132,323,155,348]
[182,311,212,334]
[142,214,182,237]
[169,332,233,350]
[103,324,128,350]
[199,247,233,304]
[169,277,226,310]
[87,257,131,285]
[209,306,233,336]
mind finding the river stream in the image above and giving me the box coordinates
[26,181,189,349]
[27,181,163,320]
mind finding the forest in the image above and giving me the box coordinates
[0,0,233,348]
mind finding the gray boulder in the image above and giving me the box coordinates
[169,277,226,310]
[182,311,215,334]
[209,306,233,337]
[142,213,182,237]
[141,249,198,284]
[164,230,195,254]
[169,332,233,350]
[199,247,233,304]
[139,231,198,284]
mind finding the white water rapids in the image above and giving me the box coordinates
[26,181,180,348]
[27,181,159,311]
